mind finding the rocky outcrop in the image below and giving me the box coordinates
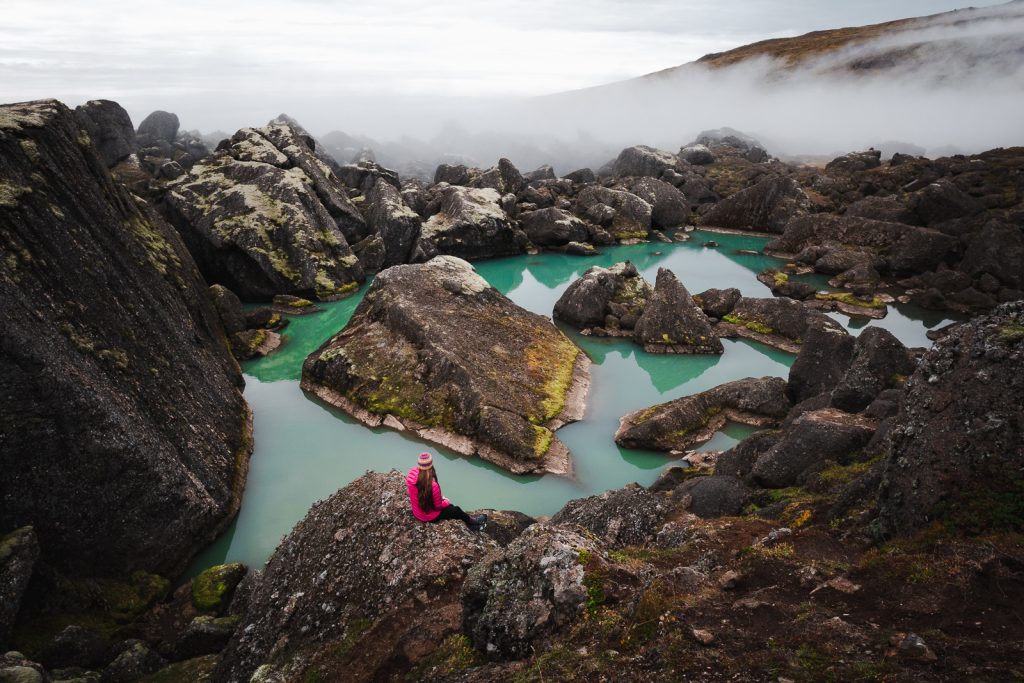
[471,158,525,195]
[679,144,714,165]
[622,177,689,228]
[137,110,180,146]
[693,287,742,319]
[875,301,1024,536]
[301,257,589,475]
[714,296,846,353]
[552,261,652,335]
[74,99,136,167]
[214,470,498,683]
[615,377,790,452]
[831,327,916,414]
[550,486,666,548]
[825,149,881,174]
[576,185,652,239]
[0,526,39,647]
[611,145,680,178]
[787,324,856,403]
[365,177,421,266]
[0,100,251,579]
[633,268,723,354]
[518,207,589,247]
[700,175,810,233]
[164,120,367,299]
[420,185,527,260]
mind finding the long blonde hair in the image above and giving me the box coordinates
[416,466,438,511]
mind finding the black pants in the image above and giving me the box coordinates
[430,504,474,527]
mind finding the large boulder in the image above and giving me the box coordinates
[434,162,471,186]
[550,486,667,548]
[907,178,984,227]
[301,257,590,475]
[825,149,881,174]
[552,261,652,333]
[633,268,723,354]
[0,526,39,647]
[715,296,846,353]
[959,222,1024,288]
[673,475,752,518]
[518,207,589,247]
[420,185,527,260]
[694,287,742,319]
[700,176,810,234]
[611,145,680,178]
[165,121,367,300]
[461,524,597,660]
[623,177,689,228]
[74,99,136,167]
[831,327,916,414]
[679,144,714,165]
[471,158,525,194]
[576,186,652,239]
[615,377,791,452]
[335,160,400,194]
[365,177,421,266]
[136,110,179,145]
[0,100,251,579]
[875,301,1024,536]
[787,323,856,403]
[215,471,497,683]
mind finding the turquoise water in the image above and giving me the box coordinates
[187,231,957,573]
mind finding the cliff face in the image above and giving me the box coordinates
[0,100,251,579]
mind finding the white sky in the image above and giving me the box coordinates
[0,0,1003,132]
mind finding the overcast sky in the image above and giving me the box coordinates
[0,0,1004,132]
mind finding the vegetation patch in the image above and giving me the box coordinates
[0,180,32,208]
[404,634,484,681]
[723,312,774,335]
[996,323,1024,345]
[525,333,579,423]
[815,291,885,309]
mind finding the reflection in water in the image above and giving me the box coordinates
[187,230,958,574]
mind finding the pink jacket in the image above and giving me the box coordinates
[407,467,450,521]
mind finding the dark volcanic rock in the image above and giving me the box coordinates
[365,177,421,266]
[0,526,39,647]
[434,162,471,186]
[611,145,680,178]
[716,296,846,353]
[679,144,714,165]
[550,486,667,548]
[623,176,690,228]
[301,256,589,475]
[562,167,596,184]
[420,185,527,260]
[576,185,652,239]
[825,149,881,174]
[215,471,497,683]
[701,176,810,234]
[616,377,790,452]
[787,323,856,403]
[74,99,136,167]
[208,284,247,334]
[694,287,742,319]
[103,639,167,683]
[41,623,111,669]
[461,524,596,661]
[0,100,251,579]
[875,301,1024,536]
[675,475,751,518]
[633,268,723,354]
[165,121,367,300]
[471,158,525,194]
[336,160,400,194]
[831,327,916,413]
[757,269,818,300]
[553,261,652,332]
[136,110,179,145]
[524,164,556,183]
[750,409,876,488]
[959,222,1024,288]
[519,207,589,247]
[907,178,984,226]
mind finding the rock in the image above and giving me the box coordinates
[674,476,751,518]
[611,145,680,178]
[301,257,589,475]
[907,178,983,226]
[434,163,471,186]
[714,430,782,478]
[0,527,39,647]
[0,100,251,579]
[0,664,43,683]
[615,377,790,452]
[623,177,689,228]
[750,409,876,488]
[74,100,136,167]
[695,128,766,157]
[562,168,596,184]
[172,615,238,660]
[550,486,666,548]
[40,624,110,670]
[165,122,366,300]
[365,178,421,266]
[691,628,715,645]
[474,510,536,547]
[679,144,714,165]
[553,261,652,332]
[756,269,818,300]
[896,633,938,662]
[102,640,166,683]
[718,570,742,590]
[461,525,596,660]
[825,149,881,174]
[701,176,810,234]
[335,160,400,194]
[787,324,856,403]
[471,158,524,195]
[715,296,846,353]
[137,655,218,683]
[136,110,179,145]
[518,208,589,247]
[693,287,742,319]
[830,262,883,293]
[420,186,526,260]
[633,268,723,354]
[207,285,247,334]
[876,302,1024,536]
[576,186,652,239]
[214,471,497,683]
[959,222,1024,288]
[844,195,913,224]
[523,165,556,183]
[811,576,861,595]
[191,562,247,613]
[831,327,915,413]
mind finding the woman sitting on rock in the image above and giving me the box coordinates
[407,452,486,531]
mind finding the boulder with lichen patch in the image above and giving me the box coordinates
[419,185,527,260]
[365,177,421,266]
[576,185,652,239]
[164,121,366,300]
[74,99,136,168]
[615,377,791,452]
[714,296,845,353]
[301,256,589,475]
[518,207,590,247]
[552,261,653,334]
[214,470,498,683]
[550,486,667,548]
[622,177,689,228]
[701,176,810,234]
[787,323,856,403]
[831,327,916,414]
[612,145,681,178]
[633,268,723,354]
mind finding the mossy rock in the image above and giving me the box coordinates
[191,562,246,612]
[138,654,219,683]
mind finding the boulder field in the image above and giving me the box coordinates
[301,256,590,475]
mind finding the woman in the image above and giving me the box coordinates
[407,452,487,530]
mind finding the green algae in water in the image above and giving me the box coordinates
[187,230,959,574]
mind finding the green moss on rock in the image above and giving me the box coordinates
[722,312,775,335]
[191,562,246,612]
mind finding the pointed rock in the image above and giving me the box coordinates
[634,268,723,354]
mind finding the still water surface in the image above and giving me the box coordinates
[189,230,955,572]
